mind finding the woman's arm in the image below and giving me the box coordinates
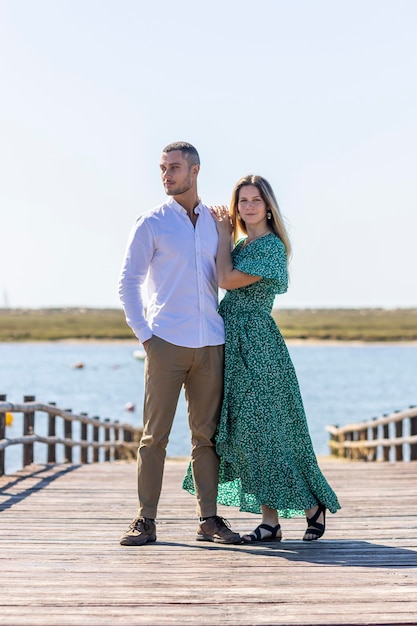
[211,206,261,290]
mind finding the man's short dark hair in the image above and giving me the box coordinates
[162,141,200,166]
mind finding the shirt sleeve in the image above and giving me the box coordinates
[233,236,288,292]
[118,216,154,344]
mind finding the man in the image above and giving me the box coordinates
[118,141,241,546]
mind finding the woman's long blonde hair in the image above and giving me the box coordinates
[230,174,291,263]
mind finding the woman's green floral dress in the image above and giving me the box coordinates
[183,233,341,517]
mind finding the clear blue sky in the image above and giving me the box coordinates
[1,0,416,309]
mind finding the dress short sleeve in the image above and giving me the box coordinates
[233,235,288,291]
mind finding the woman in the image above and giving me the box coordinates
[183,174,340,542]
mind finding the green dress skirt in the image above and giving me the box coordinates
[183,234,341,517]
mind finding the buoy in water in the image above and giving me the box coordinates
[6,412,13,426]
[71,361,85,369]
[124,402,135,412]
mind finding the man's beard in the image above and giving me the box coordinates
[165,176,192,196]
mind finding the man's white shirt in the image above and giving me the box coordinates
[119,198,225,348]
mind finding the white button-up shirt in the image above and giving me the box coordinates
[118,198,225,348]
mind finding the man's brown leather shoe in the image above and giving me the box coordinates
[120,517,156,546]
[196,515,241,544]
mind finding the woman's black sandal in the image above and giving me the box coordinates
[243,523,282,543]
[303,504,326,541]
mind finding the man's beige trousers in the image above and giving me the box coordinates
[137,335,224,519]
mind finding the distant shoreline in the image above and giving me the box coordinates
[1,307,417,343]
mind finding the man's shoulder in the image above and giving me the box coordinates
[139,201,170,220]
[132,201,173,228]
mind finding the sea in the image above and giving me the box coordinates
[1,341,417,474]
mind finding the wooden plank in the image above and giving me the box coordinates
[1,459,417,625]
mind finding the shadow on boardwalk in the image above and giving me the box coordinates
[0,464,81,511]
[157,539,417,568]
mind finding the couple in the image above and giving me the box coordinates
[118,141,340,547]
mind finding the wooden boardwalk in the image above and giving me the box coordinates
[1,458,417,625]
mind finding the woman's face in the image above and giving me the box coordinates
[237,185,268,227]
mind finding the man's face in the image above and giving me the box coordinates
[159,150,198,196]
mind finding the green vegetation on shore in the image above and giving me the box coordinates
[273,308,417,342]
[0,307,416,342]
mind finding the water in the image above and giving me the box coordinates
[1,342,416,473]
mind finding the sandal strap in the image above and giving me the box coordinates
[306,504,326,530]
[248,523,281,541]
[304,504,326,540]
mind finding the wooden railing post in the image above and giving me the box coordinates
[23,395,35,467]
[93,417,100,463]
[395,421,403,461]
[48,402,57,463]
[125,427,133,460]
[104,418,111,462]
[0,394,6,476]
[336,430,344,459]
[114,421,121,461]
[64,409,73,463]
[80,413,88,464]
[410,414,417,461]
[371,419,378,462]
[346,431,354,460]
[383,422,390,462]
[358,427,367,461]
[368,417,378,461]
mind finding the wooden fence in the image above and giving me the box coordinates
[326,405,417,461]
[0,394,143,476]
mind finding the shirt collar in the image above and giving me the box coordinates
[168,197,203,215]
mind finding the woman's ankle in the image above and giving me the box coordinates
[260,505,279,527]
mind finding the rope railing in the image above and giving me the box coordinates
[0,394,142,476]
[326,405,417,461]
